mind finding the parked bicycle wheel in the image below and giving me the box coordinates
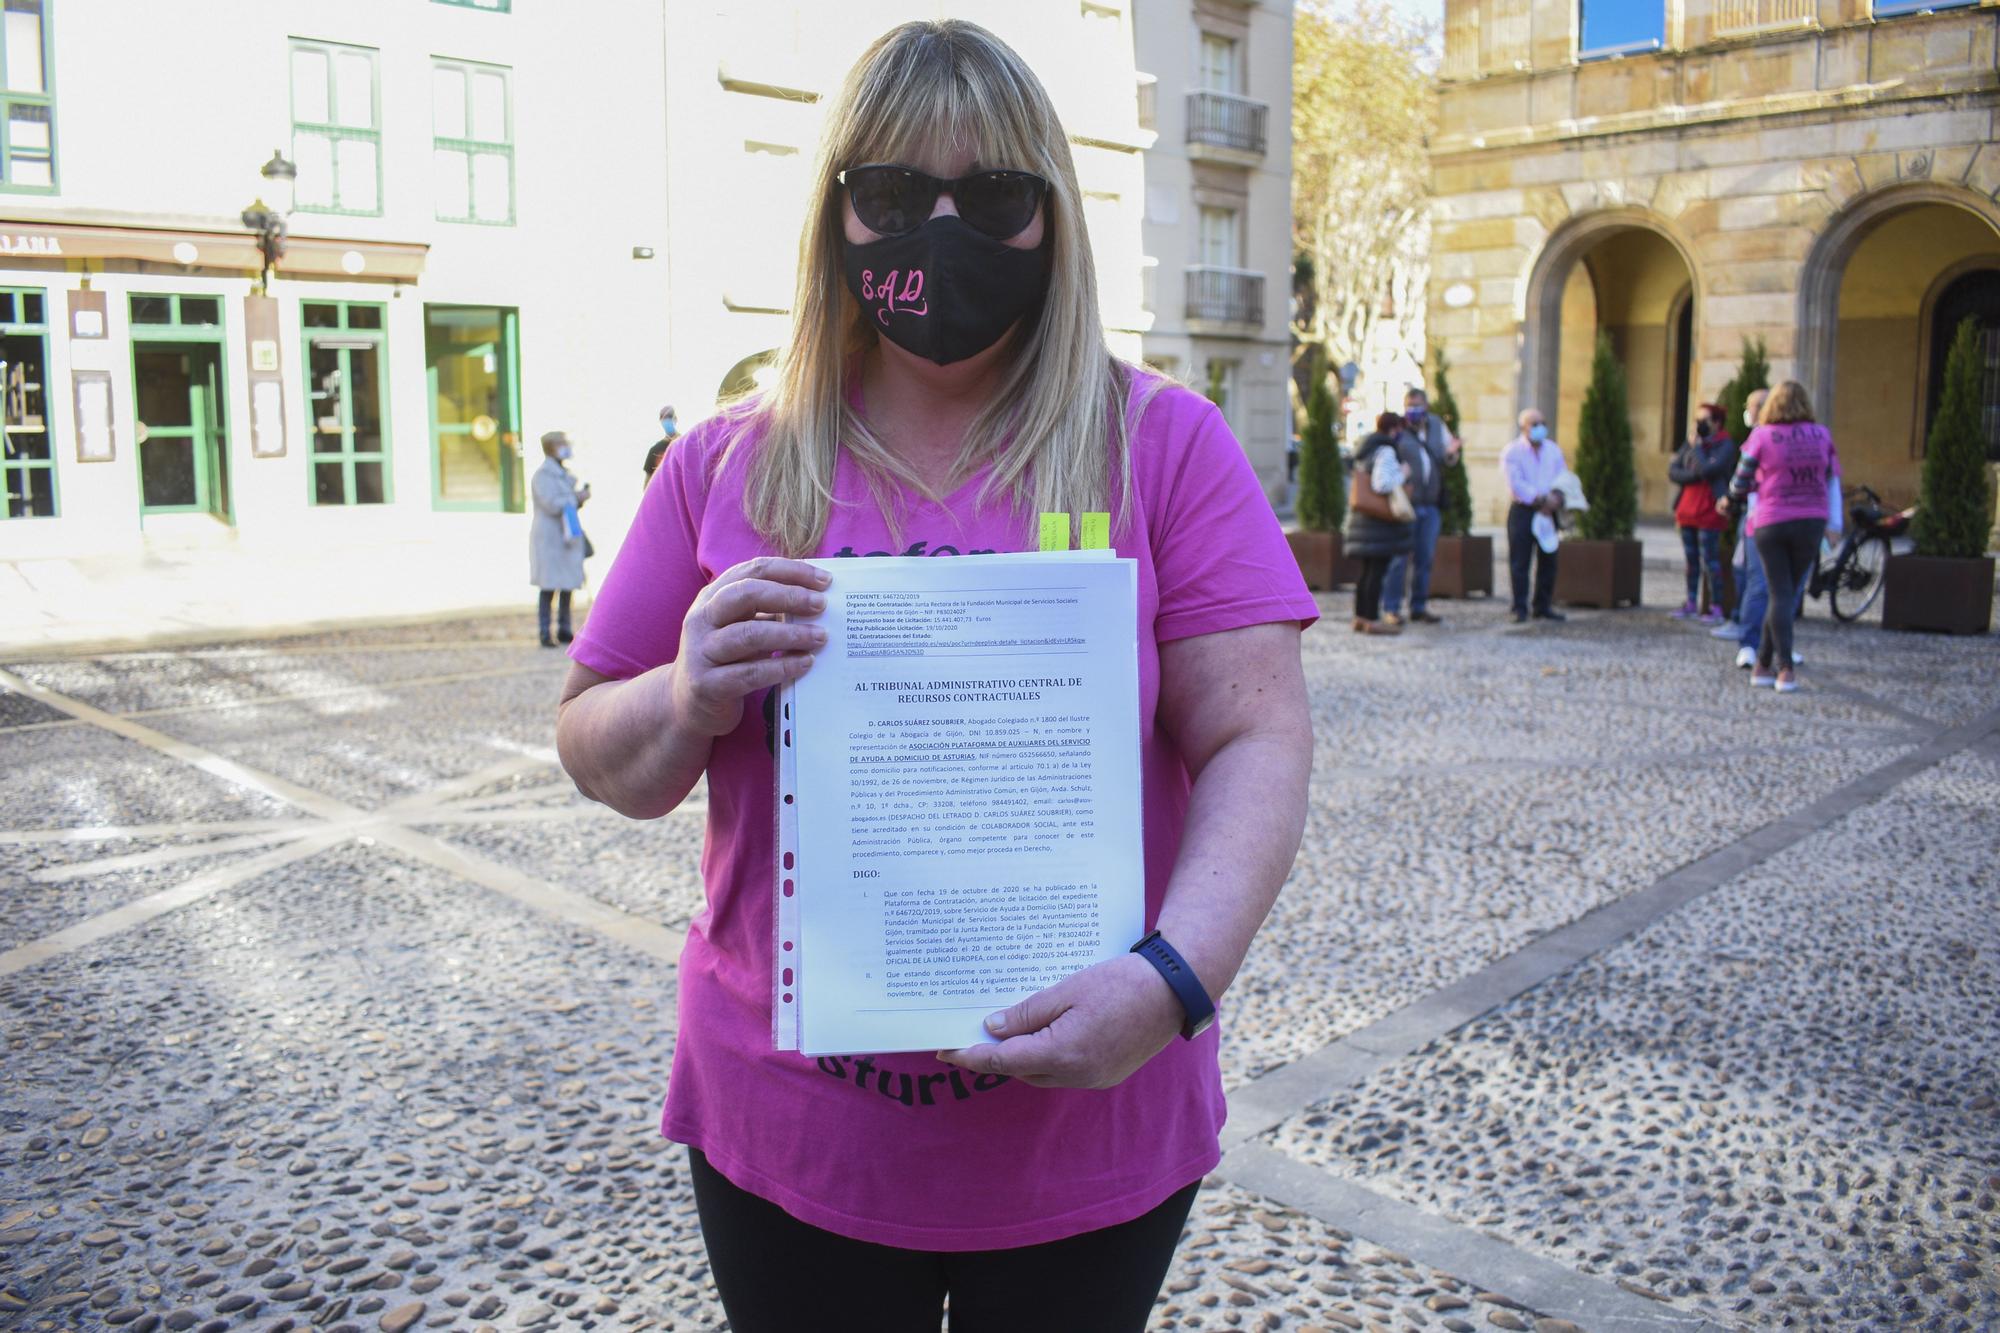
[1830,534,1891,622]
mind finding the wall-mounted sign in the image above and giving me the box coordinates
[0,233,61,256]
[250,380,287,459]
[68,288,108,339]
[73,371,114,462]
[243,294,286,458]
[1442,282,1477,309]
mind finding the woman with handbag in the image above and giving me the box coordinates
[529,429,591,647]
[1344,412,1417,635]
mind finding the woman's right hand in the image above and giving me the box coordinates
[672,557,831,737]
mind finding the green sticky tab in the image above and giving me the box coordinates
[1081,512,1111,550]
[1038,512,1070,552]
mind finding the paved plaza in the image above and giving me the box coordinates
[1,573,1995,1332]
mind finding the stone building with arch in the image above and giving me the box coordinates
[1431,0,2000,526]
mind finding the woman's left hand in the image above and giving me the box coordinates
[937,953,1186,1089]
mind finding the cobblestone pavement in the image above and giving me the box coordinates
[2,571,1994,1332]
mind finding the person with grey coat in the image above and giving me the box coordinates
[1381,387,1462,626]
[1345,414,1416,635]
[530,430,591,647]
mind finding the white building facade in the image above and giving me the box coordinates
[0,0,1282,600]
[1132,0,1294,500]
[0,0,678,579]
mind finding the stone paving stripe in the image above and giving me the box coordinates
[26,826,320,883]
[1222,697,2000,1153]
[371,825,685,967]
[117,663,558,721]
[0,666,355,821]
[1219,1145,1721,1333]
[376,756,549,819]
[0,670,684,973]
[0,832,346,978]
[0,816,307,845]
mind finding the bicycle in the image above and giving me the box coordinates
[1808,485,1914,623]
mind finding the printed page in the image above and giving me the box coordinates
[775,552,1143,1056]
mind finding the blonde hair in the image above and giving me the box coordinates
[1759,380,1815,425]
[732,20,1136,556]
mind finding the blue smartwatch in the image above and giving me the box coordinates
[1131,930,1216,1040]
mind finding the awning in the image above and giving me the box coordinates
[0,219,428,282]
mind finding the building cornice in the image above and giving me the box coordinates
[1432,70,2000,159]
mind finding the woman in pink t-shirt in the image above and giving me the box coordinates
[552,20,1316,1332]
[1721,380,1841,693]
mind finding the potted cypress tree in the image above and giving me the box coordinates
[1555,332,1644,607]
[1288,365,1347,590]
[1883,317,1996,634]
[1426,348,1493,598]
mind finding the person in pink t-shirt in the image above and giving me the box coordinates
[1720,380,1841,693]
[551,20,1317,1333]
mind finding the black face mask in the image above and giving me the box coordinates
[1695,420,1713,439]
[843,215,1050,366]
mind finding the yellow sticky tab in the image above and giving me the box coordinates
[1038,512,1070,552]
[1081,512,1111,550]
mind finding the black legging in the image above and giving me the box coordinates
[688,1148,1200,1333]
[1353,554,1392,621]
[1751,518,1823,674]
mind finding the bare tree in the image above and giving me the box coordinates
[1292,0,1437,392]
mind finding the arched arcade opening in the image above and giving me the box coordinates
[1800,185,2000,508]
[1521,213,1699,520]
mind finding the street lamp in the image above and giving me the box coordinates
[240,149,297,294]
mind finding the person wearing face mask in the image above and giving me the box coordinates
[1380,387,1461,626]
[549,21,1316,1333]
[643,404,679,485]
[1667,402,1736,623]
[529,430,590,648]
[1500,407,1567,623]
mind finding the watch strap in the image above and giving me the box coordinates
[1130,930,1216,1040]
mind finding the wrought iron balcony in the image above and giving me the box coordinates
[1185,91,1267,157]
[1186,266,1263,327]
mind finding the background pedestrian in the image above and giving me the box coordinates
[643,405,679,485]
[1721,381,1840,693]
[1381,388,1460,626]
[530,430,590,647]
[1668,402,1736,623]
[1500,407,1566,623]
[1345,412,1414,635]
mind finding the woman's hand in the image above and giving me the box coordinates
[1715,495,1732,517]
[936,954,1186,1090]
[673,557,831,737]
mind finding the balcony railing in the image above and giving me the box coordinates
[1713,0,1814,36]
[1186,266,1263,326]
[1185,91,1267,156]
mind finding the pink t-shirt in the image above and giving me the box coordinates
[570,373,1318,1251]
[1737,422,1840,533]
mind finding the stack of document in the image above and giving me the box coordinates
[773,550,1144,1056]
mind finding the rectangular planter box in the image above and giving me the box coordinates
[1429,535,1494,599]
[1286,528,1340,592]
[1553,538,1643,609]
[1882,554,1994,635]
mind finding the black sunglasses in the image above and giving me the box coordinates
[837,164,1049,241]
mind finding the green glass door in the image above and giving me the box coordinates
[130,294,232,522]
[134,342,229,519]
[425,304,522,511]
